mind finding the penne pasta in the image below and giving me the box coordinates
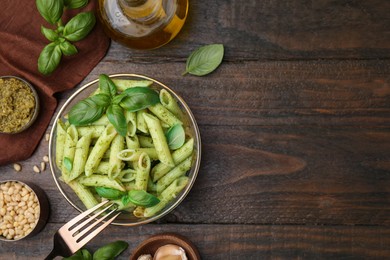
[55,120,67,169]
[138,135,154,148]
[134,152,151,191]
[156,156,192,193]
[143,113,175,167]
[78,174,125,192]
[62,125,78,181]
[159,89,185,121]
[117,148,158,162]
[68,133,92,181]
[84,124,117,176]
[112,79,153,92]
[136,109,149,134]
[148,103,182,127]
[68,180,99,209]
[108,135,125,179]
[143,176,189,217]
[124,110,137,137]
[151,138,194,182]
[77,125,105,139]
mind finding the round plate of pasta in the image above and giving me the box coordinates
[49,74,201,226]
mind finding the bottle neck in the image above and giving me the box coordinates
[118,0,166,23]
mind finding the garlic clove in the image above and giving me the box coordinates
[153,244,187,260]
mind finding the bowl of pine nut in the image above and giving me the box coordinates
[0,180,49,241]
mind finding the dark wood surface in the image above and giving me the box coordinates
[1,0,390,259]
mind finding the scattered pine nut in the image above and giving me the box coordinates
[33,166,40,173]
[45,134,50,142]
[43,155,49,162]
[40,162,46,172]
[13,164,22,172]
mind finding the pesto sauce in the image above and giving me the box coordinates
[0,78,36,133]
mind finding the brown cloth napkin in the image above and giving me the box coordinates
[0,1,110,165]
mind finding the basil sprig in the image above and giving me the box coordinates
[183,44,224,76]
[122,190,160,207]
[95,187,127,200]
[64,240,128,260]
[68,74,160,136]
[36,0,96,75]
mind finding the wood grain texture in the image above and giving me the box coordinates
[104,0,390,61]
[0,224,389,259]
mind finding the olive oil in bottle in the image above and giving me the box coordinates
[97,0,188,49]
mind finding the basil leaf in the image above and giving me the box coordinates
[64,248,92,260]
[92,241,128,260]
[99,74,117,98]
[166,124,185,150]
[59,41,78,56]
[68,97,105,126]
[63,11,96,42]
[184,44,224,76]
[89,94,111,107]
[95,187,126,200]
[38,42,62,75]
[63,157,73,172]
[106,104,127,137]
[36,0,64,24]
[41,26,59,41]
[121,195,132,206]
[64,0,88,9]
[126,190,160,207]
[112,92,127,105]
[119,87,160,112]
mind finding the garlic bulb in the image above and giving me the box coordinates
[153,244,188,260]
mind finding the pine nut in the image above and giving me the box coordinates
[40,162,46,172]
[33,165,40,173]
[13,163,22,172]
[43,155,49,162]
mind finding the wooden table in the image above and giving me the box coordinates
[1,0,390,259]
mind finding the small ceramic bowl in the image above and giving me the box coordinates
[0,76,40,134]
[130,233,201,260]
[0,180,49,241]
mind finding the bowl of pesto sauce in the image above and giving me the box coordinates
[0,76,39,134]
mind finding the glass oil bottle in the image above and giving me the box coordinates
[97,0,189,49]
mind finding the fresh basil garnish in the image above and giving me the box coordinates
[95,187,126,200]
[68,75,160,136]
[183,44,224,76]
[64,0,88,9]
[59,41,78,56]
[38,43,62,75]
[36,1,95,75]
[99,74,118,98]
[89,93,111,107]
[124,190,160,207]
[166,124,185,150]
[63,12,96,42]
[68,97,105,126]
[106,104,127,137]
[92,241,128,260]
[41,26,59,42]
[36,0,64,25]
[63,157,73,172]
[119,87,160,112]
